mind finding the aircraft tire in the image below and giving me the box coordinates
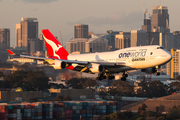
[121,77,126,81]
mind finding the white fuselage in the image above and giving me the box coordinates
[67,45,172,73]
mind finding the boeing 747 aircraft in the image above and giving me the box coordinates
[7,29,172,81]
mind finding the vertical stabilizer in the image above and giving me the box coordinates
[42,29,69,60]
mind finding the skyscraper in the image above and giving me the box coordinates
[151,6,169,33]
[115,32,131,49]
[0,28,10,49]
[142,6,169,33]
[131,30,146,47]
[74,24,88,38]
[17,17,38,51]
[16,24,21,47]
[141,6,170,50]
[0,28,10,62]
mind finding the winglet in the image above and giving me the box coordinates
[7,49,16,55]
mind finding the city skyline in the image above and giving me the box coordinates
[0,0,180,47]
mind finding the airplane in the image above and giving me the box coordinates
[7,29,172,81]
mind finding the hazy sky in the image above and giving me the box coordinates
[0,0,180,47]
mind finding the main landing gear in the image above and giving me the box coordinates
[96,71,128,81]
[121,71,128,81]
[96,72,115,80]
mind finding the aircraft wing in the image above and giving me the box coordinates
[7,49,90,65]
[7,49,128,73]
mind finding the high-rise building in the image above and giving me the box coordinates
[74,24,88,38]
[141,6,170,50]
[142,6,169,33]
[67,38,88,54]
[167,49,180,79]
[67,38,108,54]
[17,17,38,51]
[106,30,121,51]
[28,38,44,53]
[115,32,131,49]
[151,6,169,33]
[0,28,10,62]
[16,24,21,47]
[131,30,146,47]
[85,38,108,53]
[0,28,10,49]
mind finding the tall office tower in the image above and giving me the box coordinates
[151,6,169,33]
[20,17,38,51]
[67,38,108,54]
[16,24,21,47]
[0,28,10,62]
[67,38,88,54]
[142,19,151,32]
[91,33,113,50]
[131,30,146,47]
[0,28,10,49]
[74,24,88,38]
[85,38,108,53]
[115,32,131,49]
[106,30,121,51]
[167,49,180,79]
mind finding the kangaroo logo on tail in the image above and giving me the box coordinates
[42,29,69,60]
[43,36,62,59]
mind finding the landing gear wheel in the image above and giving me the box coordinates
[155,72,160,76]
[121,71,128,81]
[121,77,126,81]
[125,74,128,77]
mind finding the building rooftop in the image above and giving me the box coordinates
[21,17,37,21]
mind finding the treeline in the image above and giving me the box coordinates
[0,70,49,91]
[101,104,180,120]
[101,80,176,98]
[67,77,98,89]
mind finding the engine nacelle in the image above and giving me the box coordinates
[90,64,105,73]
[141,67,157,74]
[52,60,66,69]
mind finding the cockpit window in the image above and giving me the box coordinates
[157,46,164,49]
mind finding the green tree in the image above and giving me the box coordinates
[107,87,118,96]
[156,116,166,120]
[101,111,127,120]
[4,70,27,88]
[55,95,63,101]
[137,80,173,98]
[63,95,71,101]
[112,81,134,96]
[4,70,49,91]
[25,70,49,91]
[159,105,165,113]
[168,105,180,119]
[156,106,160,114]
[82,79,97,89]
[136,117,145,120]
[67,77,97,89]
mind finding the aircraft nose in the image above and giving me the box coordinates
[167,52,172,61]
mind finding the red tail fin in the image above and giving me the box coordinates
[42,29,69,60]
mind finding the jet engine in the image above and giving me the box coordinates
[90,64,105,73]
[141,67,157,74]
[51,60,66,69]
